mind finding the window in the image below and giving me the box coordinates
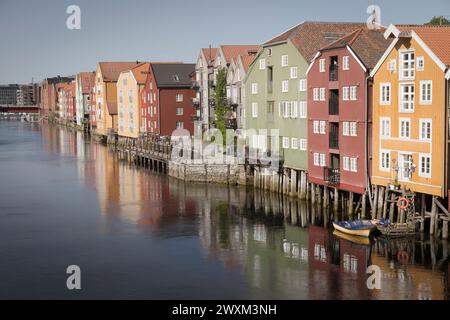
[282,80,289,93]
[282,137,290,149]
[259,59,266,70]
[252,102,258,118]
[350,158,358,172]
[313,120,319,134]
[252,83,258,94]
[380,151,390,170]
[291,138,298,149]
[319,121,326,134]
[417,56,424,71]
[399,118,411,139]
[350,122,357,136]
[343,156,350,171]
[350,86,357,100]
[343,122,349,136]
[319,88,326,101]
[290,67,298,79]
[319,59,325,72]
[343,56,350,70]
[176,107,184,115]
[291,101,298,118]
[420,119,432,141]
[313,88,319,101]
[268,48,272,56]
[299,101,307,118]
[320,154,326,167]
[313,153,320,166]
[380,83,391,105]
[281,55,289,67]
[176,94,183,102]
[343,87,349,101]
[299,79,307,91]
[281,101,292,118]
[420,80,432,104]
[387,59,396,72]
[419,154,431,177]
[380,118,391,138]
[299,139,307,151]
[399,84,415,112]
[399,50,415,80]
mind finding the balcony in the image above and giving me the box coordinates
[324,167,340,185]
[329,65,339,81]
[329,89,339,115]
[329,123,339,149]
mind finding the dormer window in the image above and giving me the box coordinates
[173,75,180,82]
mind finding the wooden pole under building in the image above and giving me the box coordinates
[361,193,367,219]
[311,183,316,205]
[334,187,339,213]
[420,193,426,233]
[348,191,354,217]
[373,186,379,219]
[389,192,396,222]
[377,187,385,219]
[317,185,322,207]
[324,186,329,208]
[430,196,437,236]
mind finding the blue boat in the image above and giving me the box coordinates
[332,220,377,237]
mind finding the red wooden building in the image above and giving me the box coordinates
[140,63,196,136]
[307,28,390,194]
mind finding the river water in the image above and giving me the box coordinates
[0,121,448,299]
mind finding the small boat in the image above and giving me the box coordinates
[375,218,416,237]
[332,220,377,237]
[333,230,371,245]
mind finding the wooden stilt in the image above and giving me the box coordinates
[377,187,385,219]
[311,183,316,205]
[361,193,367,219]
[324,186,329,208]
[389,192,396,222]
[420,193,426,233]
[373,186,379,219]
[348,191,354,217]
[430,196,437,236]
[317,185,322,207]
[333,188,339,213]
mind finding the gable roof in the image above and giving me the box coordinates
[151,63,196,88]
[201,48,218,63]
[265,21,366,62]
[219,45,259,64]
[130,62,151,85]
[240,54,256,72]
[77,72,95,94]
[99,62,142,82]
[320,27,392,69]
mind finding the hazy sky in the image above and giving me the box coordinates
[0,0,448,83]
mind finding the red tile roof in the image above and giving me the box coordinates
[321,27,392,69]
[265,21,366,62]
[78,72,95,94]
[220,45,260,64]
[240,54,257,72]
[130,62,151,85]
[99,62,142,82]
[201,48,218,63]
[397,25,450,66]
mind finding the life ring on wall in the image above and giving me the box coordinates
[397,250,410,264]
[397,197,409,209]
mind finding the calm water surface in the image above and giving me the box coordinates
[0,121,449,299]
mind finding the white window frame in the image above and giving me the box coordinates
[290,66,298,79]
[343,122,350,136]
[343,156,350,171]
[319,154,326,167]
[282,137,290,149]
[399,83,415,113]
[319,88,326,101]
[319,121,326,134]
[380,83,391,105]
[251,83,258,95]
[419,118,432,141]
[313,153,320,166]
[313,88,319,101]
[319,59,326,73]
[313,120,319,134]
[299,101,307,118]
[299,139,307,151]
[399,50,415,80]
[350,86,357,101]
[342,87,349,101]
[259,59,266,70]
[343,56,350,70]
[282,80,289,93]
[350,122,357,136]
[380,150,391,171]
[251,102,258,118]
[281,55,289,67]
[291,101,298,118]
[387,59,397,72]
[176,94,183,102]
[419,80,432,105]
[299,79,307,92]
[399,118,411,139]
[350,157,358,172]
[419,153,431,178]
[416,56,424,71]
[380,117,391,138]
[291,138,298,149]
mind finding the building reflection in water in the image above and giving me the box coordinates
[40,126,450,300]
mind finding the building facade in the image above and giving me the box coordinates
[39,77,74,116]
[141,63,196,136]
[371,25,450,198]
[0,84,19,106]
[16,84,35,106]
[117,63,150,139]
[244,22,365,194]
[75,72,95,127]
[307,28,390,194]
[92,62,141,136]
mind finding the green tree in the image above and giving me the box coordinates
[425,16,449,25]
[213,68,229,144]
